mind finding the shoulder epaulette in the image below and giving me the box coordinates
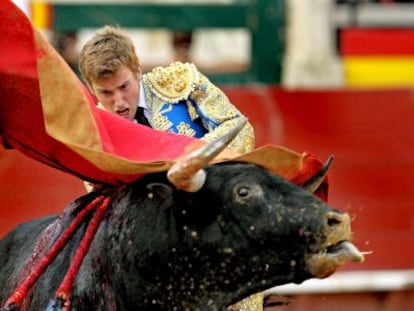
[143,62,200,103]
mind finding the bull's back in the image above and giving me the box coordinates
[0,215,58,299]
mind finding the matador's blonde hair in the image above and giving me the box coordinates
[78,26,140,88]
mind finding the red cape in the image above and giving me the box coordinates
[0,0,328,199]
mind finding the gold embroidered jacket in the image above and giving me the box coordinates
[142,62,255,154]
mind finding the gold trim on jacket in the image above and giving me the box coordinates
[143,62,255,154]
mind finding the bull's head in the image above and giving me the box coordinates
[100,121,366,310]
[167,120,364,281]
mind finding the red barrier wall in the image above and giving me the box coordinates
[1,86,414,273]
[0,147,84,237]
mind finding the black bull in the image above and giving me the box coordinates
[0,126,364,310]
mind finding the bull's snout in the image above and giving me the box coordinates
[307,210,364,278]
[324,211,351,245]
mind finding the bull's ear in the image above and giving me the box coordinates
[302,155,334,194]
[146,183,174,200]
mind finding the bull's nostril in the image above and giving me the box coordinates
[325,211,348,227]
[327,217,341,227]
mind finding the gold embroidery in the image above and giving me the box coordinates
[144,62,199,103]
[186,100,198,121]
[176,122,196,137]
[142,66,255,154]
[190,74,255,154]
[153,114,172,132]
[201,118,255,154]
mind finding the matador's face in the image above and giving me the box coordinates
[91,65,141,121]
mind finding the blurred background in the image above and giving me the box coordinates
[2,0,414,310]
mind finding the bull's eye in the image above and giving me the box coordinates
[237,186,250,198]
[234,184,262,203]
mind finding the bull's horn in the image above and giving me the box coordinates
[303,155,334,193]
[167,118,247,192]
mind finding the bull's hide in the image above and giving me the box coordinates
[0,162,363,310]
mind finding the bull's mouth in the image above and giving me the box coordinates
[307,240,365,279]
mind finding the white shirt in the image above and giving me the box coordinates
[138,81,149,120]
